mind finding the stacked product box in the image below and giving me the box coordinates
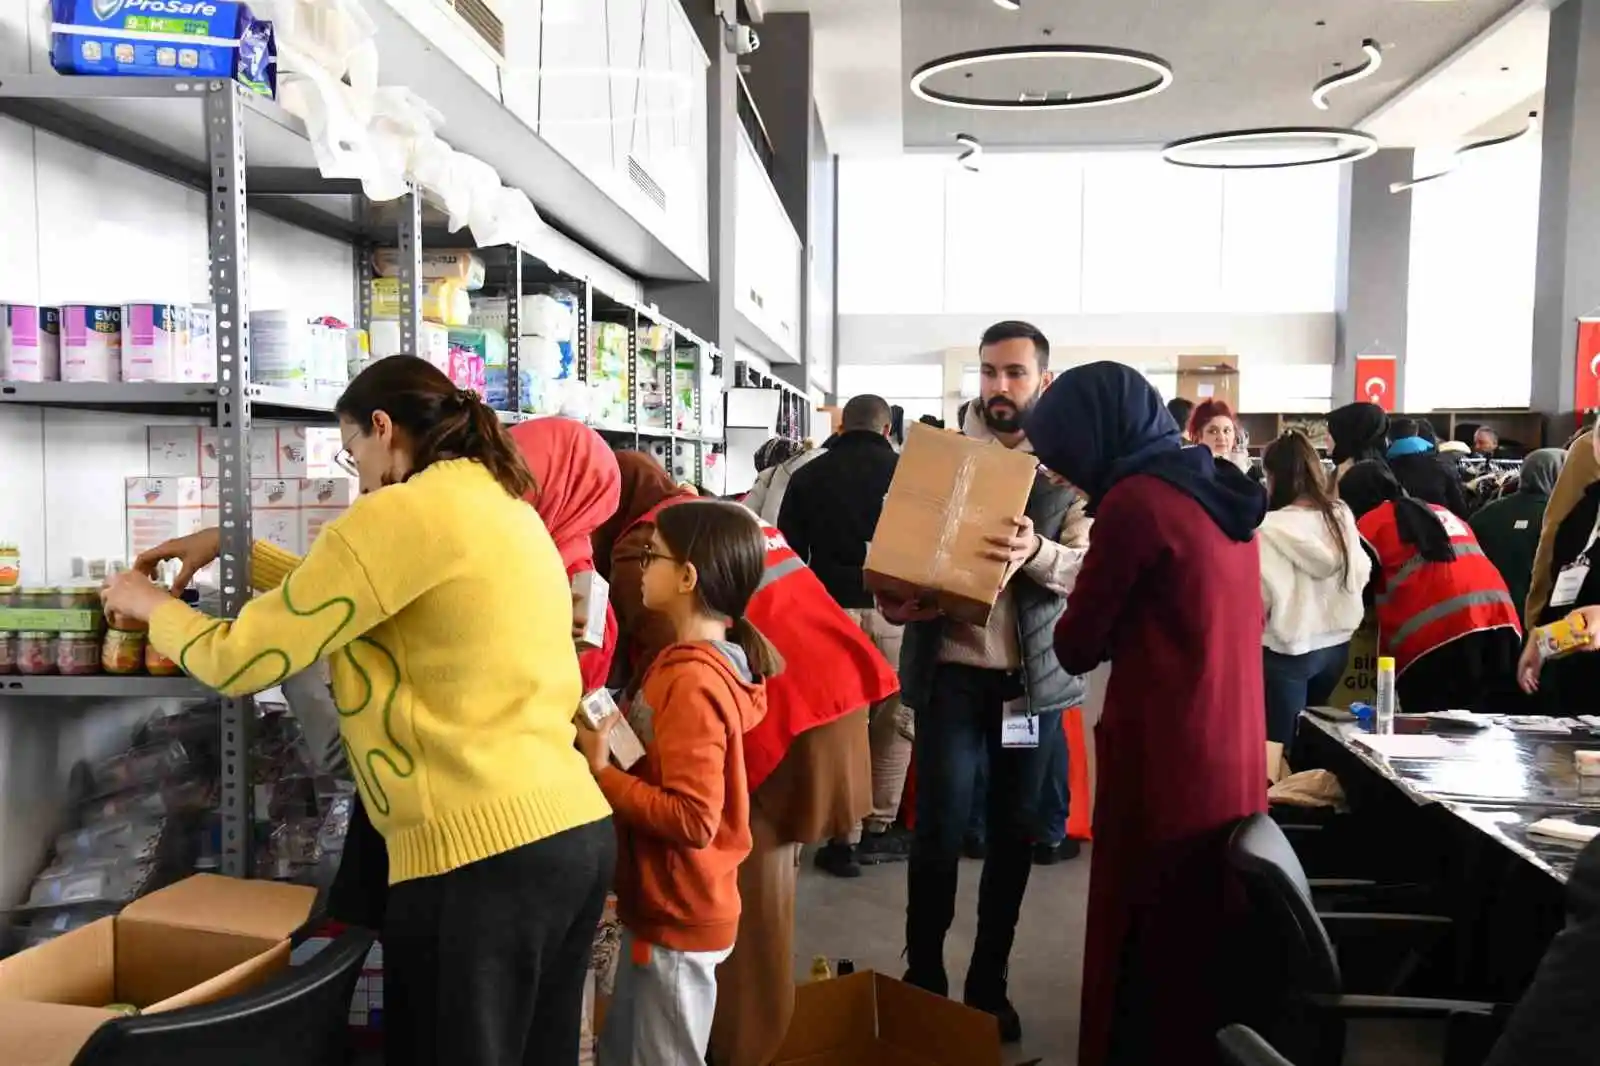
[146,426,346,479]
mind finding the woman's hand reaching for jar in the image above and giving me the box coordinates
[101,569,174,626]
[134,527,222,594]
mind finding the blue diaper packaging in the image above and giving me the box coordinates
[51,0,277,98]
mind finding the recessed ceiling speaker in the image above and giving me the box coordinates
[1311,39,1383,110]
[1161,127,1379,169]
[910,45,1174,111]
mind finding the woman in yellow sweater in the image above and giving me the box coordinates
[101,355,614,1066]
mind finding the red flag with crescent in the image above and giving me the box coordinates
[1576,319,1600,427]
[1355,354,1397,413]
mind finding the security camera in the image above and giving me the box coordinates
[728,22,761,55]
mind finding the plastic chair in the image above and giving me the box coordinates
[1219,1025,1297,1066]
[1228,813,1504,1066]
[70,927,375,1066]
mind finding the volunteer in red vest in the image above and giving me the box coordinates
[1339,460,1522,712]
[598,451,897,1066]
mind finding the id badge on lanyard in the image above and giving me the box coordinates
[1001,695,1039,748]
[1553,510,1600,609]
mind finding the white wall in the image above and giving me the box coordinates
[1404,131,1541,411]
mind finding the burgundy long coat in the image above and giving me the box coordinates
[1055,474,1268,1066]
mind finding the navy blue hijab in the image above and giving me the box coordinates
[1025,362,1266,542]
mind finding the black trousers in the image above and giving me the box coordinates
[383,819,616,1066]
[905,663,1060,993]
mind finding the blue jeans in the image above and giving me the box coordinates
[906,664,1062,986]
[968,757,988,843]
[1262,643,1350,745]
[1038,715,1069,846]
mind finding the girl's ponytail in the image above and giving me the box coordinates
[730,615,785,681]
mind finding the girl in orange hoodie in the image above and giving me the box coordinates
[578,500,778,1066]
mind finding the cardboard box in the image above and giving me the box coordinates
[864,423,1038,626]
[251,478,302,555]
[125,477,205,564]
[771,971,1001,1066]
[571,570,609,650]
[147,426,219,477]
[0,875,315,1066]
[299,477,358,549]
[1176,354,1240,410]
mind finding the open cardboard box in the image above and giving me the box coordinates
[772,971,1002,1066]
[864,423,1038,626]
[0,874,317,1066]
[1176,354,1240,411]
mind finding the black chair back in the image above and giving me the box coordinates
[70,928,374,1066]
[1228,812,1342,996]
[1219,1024,1297,1066]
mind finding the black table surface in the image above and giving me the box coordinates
[1298,713,1600,883]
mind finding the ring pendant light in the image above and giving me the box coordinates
[1161,127,1379,170]
[1311,39,1383,111]
[909,45,1175,111]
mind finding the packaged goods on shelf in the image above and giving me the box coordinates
[0,543,17,590]
[637,344,669,430]
[126,476,205,564]
[0,304,61,382]
[120,303,187,382]
[251,477,302,555]
[673,354,700,433]
[49,0,278,99]
[300,477,358,548]
[147,426,342,479]
[448,326,511,405]
[61,303,121,382]
[369,318,451,371]
[370,277,471,326]
[590,322,631,425]
[372,248,486,290]
[250,312,350,390]
[189,304,217,381]
[346,327,370,379]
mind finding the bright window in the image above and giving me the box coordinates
[837,157,946,314]
[1080,155,1224,313]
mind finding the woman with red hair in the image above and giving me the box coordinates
[1188,398,1240,459]
[507,417,622,691]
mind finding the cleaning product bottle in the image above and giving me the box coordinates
[1374,656,1397,734]
[809,955,833,982]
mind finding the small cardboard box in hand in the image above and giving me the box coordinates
[577,689,646,770]
[864,422,1039,626]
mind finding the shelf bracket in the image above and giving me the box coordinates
[396,189,424,355]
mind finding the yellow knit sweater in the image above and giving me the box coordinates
[149,458,611,884]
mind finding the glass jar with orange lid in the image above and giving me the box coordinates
[145,642,180,677]
[101,627,146,676]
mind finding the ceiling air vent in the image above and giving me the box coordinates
[627,156,668,211]
[443,0,505,57]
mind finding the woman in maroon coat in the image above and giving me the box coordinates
[1026,362,1269,1066]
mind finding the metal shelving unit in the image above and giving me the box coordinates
[0,75,428,878]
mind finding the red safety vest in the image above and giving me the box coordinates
[624,499,900,790]
[1357,501,1521,675]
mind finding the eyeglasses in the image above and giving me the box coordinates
[639,547,678,571]
[334,436,359,477]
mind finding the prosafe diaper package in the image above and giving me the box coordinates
[51,0,277,98]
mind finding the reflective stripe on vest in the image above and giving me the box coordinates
[759,553,807,592]
[1388,589,1517,648]
[1377,543,1488,605]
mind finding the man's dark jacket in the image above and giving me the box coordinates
[777,430,898,609]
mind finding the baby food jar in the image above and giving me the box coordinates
[101,628,146,676]
[17,632,55,675]
[144,642,179,677]
[55,632,99,675]
[57,584,101,612]
[18,587,55,613]
[0,585,20,608]
[0,632,16,674]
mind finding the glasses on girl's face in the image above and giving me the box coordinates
[334,435,359,477]
[639,547,676,571]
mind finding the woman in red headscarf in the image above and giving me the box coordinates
[599,451,892,1066]
[508,417,622,692]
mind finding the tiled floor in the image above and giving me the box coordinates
[794,846,1091,1066]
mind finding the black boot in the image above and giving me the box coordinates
[962,969,1022,1043]
[903,850,958,997]
[965,836,1032,1043]
[813,841,862,879]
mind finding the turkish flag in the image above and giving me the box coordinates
[1576,320,1600,427]
[1355,354,1397,412]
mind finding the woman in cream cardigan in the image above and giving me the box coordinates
[1519,426,1600,700]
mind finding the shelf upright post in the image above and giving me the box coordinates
[356,240,374,335]
[205,81,255,878]
[507,247,523,414]
[628,309,640,448]
[396,189,423,355]
[577,282,592,385]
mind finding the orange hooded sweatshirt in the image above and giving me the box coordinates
[597,641,768,953]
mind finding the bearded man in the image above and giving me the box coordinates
[875,320,1091,1043]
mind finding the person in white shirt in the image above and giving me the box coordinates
[1258,431,1371,743]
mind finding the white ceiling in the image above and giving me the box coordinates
[762,0,1558,154]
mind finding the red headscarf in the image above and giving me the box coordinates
[509,418,622,691]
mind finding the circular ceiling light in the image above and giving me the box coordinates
[909,45,1174,112]
[1161,127,1379,169]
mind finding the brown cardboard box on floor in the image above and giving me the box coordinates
[0,874,317,1066]
[864,422,1038,626]
[772,970,1002,1066]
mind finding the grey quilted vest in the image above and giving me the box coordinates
[897,475,1087,714]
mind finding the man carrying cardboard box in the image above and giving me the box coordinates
[778,393,909,878]
[877,321,1090,1044]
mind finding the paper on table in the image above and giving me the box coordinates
[1528,818,1600,844]
[1350,733,1477,760]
